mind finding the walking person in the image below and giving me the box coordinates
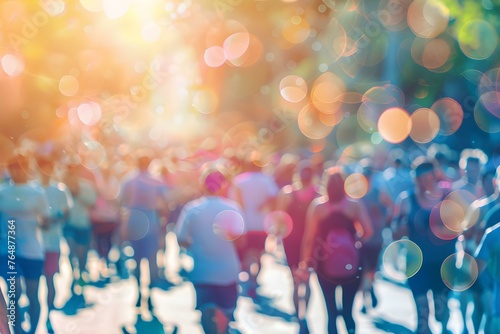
[63,162,97,295]
[475,221,500,334]
[392,158,456,334]
[276,160,319,332]
[120,153,169,309]
[35,154,72,333]
[89,165,121,283]
[228,155,279,299]
[175,167,243,333]
[357,162,392,314]
[0,155,50,334]
[300,167,373,334]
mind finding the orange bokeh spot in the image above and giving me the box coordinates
[280,75,307,103]
[298,104,335,140]
[282,15,310,44]
[431,98,463,136]
[378,107,411,143]
[310,72,345,114]
[409,108,440,143]
[422,38,451,70]
[344,173,368,199]
[407,0,449,38]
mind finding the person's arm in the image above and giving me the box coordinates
[299,199,322,269]
[174,205,192,249]
[474,231,491,274]
[391,193,410,240]
[275,186,293,211]
[37,191,51,230]
[228,184,244,210]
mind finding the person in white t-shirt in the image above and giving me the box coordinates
[0,155,50,334]
[228,157,279,299]
[176,166,243,333]
[35,155,72,332]
[63,163,97,293]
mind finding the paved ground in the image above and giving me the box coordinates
[2,232,467,334]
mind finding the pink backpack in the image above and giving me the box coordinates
[316,212,361,281]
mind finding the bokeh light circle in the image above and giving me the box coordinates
[474,92,500,133]
[310,72,345,114]
[298,104,335,140]
[357,85,404,133]
[282,15,310,44]
[441,252,478,291]
[344,173,369,199]
[478,68,500,96]
[77,140,106,170]
[280,75,307,103]
[409,108,440,143]
[407,0,449,38]
[431,98,463,136]
[263,210,293,238]
[429,202,462,240]
[458,20,498,60]
[382,240,423,280]
[377,107,411,143]
[192,88,218,115]
[59,75,80,97]
[213,210,245,241]
[1,54,24,76]
[123,209,150,241]
[223,32,250,61]
[77,102,102,126]
[79,0,103,12]
[410,38,453,72]
[423,39,451,70]
[441,190,477,232]
[204,46,226,67]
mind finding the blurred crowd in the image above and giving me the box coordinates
[0,141,499,334]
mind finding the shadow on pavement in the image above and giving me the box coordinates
[254,295,295,323]
[60,294,93,315]
[122,313,179,334]
[371,316,413,334]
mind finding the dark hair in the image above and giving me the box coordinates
[324,167,346,204]
[414,160,436,177]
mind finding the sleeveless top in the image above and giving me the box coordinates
[407,191,456,265]
[285,189,319,244]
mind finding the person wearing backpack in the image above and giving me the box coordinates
[299,167,373,334]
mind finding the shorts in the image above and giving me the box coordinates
[236,231,267,264]
[0,255,44,280]
[64,225,92,246]
[44,252,60,276]
[408,262,450,297]
[360,244,382,272]
[193,283,238,319]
